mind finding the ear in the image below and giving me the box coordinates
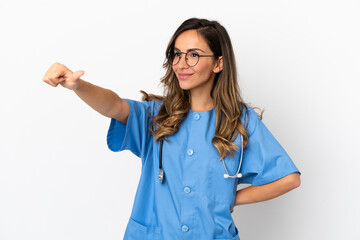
[213,56,223,73]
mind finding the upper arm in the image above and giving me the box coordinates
[111,98,130,124]
[285,172,301,188]
[106,98,156,160]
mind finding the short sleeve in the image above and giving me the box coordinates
[106,98,157,160]
[238,106,301,186]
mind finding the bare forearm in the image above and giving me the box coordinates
[234,172,300,206]
[73,79,121,118]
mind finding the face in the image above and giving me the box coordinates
[172,30,222,93]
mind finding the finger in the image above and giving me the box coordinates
[72,70,85,80]
[43,76,58,87]
[58,76,66,83]
[48,75,62,85]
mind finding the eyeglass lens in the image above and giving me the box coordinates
[172,51,199,67]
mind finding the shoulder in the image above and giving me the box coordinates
[240,104,261,136]
[153,99,165,116]
[123,98,164,116]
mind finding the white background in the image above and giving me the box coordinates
[0,0,359,239]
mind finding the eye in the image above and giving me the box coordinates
[190,52,200,58]
[174,52,181,57]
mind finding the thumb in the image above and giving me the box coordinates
[72,70,85,80]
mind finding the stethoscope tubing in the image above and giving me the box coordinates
[158,134,244,184]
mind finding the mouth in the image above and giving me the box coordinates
[177,73,193,80]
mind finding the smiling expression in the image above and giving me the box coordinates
[172,30,221,93]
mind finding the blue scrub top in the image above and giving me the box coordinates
[107,98,301,240]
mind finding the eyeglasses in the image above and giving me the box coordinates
[171,50,215,67]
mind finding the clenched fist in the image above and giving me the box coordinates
[42,62,85,90]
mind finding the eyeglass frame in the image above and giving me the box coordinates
[170,50,215,67]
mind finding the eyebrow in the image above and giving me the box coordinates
[174,47,206,53]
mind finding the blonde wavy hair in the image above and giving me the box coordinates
[139,18,263,161]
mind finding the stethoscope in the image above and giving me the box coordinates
[158,134,244,184]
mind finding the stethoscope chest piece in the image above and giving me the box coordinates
[158,169,164,184]
[159,139,165,184]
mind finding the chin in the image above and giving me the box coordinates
[178,83,193,91]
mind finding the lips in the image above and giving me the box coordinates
[177,73,193,80]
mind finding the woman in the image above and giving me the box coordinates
[43,18,301,240]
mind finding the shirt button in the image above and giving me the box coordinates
[187,149,194,155]
[182,225,189,232]
[194,113,200,120]
[184,187,191,193]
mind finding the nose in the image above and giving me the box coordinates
[177,53,189,69]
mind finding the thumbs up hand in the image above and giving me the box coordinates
[42,62,85,91]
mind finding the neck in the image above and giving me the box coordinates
[189,93,215,111]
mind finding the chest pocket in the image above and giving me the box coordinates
[206,138,243,204]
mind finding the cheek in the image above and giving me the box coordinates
[194,64,214,78]
[172,65,182,75]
